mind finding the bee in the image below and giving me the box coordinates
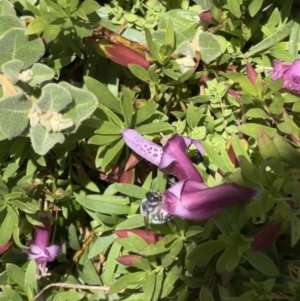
[140,191,173,227]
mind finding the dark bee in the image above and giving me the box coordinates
[140,191,172,225]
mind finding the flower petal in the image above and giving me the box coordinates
[45,245,61,261]
[161,180,261,220]
[27,244,49,262]
[122,129,163,166]
[160,134,203,182]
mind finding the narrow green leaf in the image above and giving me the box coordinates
[246,21,294,56]
[24,260,37,300]
[289,12,300,59]
[143,273,156,301]
[145,29,160,62]
[136,122,174,134]
[109,272,145,294]
[84,76,121,114]
[121,87,133,128]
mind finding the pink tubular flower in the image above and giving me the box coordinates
[121,129,204,182]
[271,59,300,94]
[160,180,261,220]
[26,215,60,278]
[114,229,163,244]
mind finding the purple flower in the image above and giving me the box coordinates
[122,129,204,182]
[160,180,261,220]
[27,215,60,278]
[271,59,300,94]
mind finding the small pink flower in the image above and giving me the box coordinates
[122,129,204,182]
[271,59,300,94]
[26,215,60,278]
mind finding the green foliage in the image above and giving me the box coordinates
[1,0,300,300]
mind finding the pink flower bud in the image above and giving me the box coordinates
[246,62,258,86]
[251,221,282,252]
[114,229,163,244]
[116,254,142,267]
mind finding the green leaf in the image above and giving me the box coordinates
[198,32,222,64]
[158,9,199,41]
[245,108,270,119]
[248,0,263,17]
[0,93,29,140]
[6,263,25,288]
[37,83,72,112]
[0,15,23,36]
[75,194,129,215]
[109,183,146,199]
[257,131,283,174]
[1,59,23,84]
[289,12,300,59]
[11,198,39,214]
[0,28,44,69]
[227,72,256,95]
[121,87,133,128]
[272,134,300,168]
[0,207,17,245]
[243,250,279,276]
[187,240,226,261]
[143,273,156,301]
[145,29,160,62]
[24,260,37,300]
[227,0,241,18]
[29,63,55,86]
[88,235,116,258]
[0,0,16,16]
[101,138,124,169]
[29,125,65,156]
[152,270,164,301]
[25,16,49,35]
[134,103,158,125]
[128,64,150,82]
[78,0,100,15]
[199,286,215,301]
[59,82,98,131]
[161,263,182,298]
[239,123,276,138]
[164,20,175,49]
[2,287,23,301]
[136,122,174,134]
[94,120,121,135]
[109,272,145,294]
[43,24,62,42]
[84,76,121,114]
[246,21,294,56]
